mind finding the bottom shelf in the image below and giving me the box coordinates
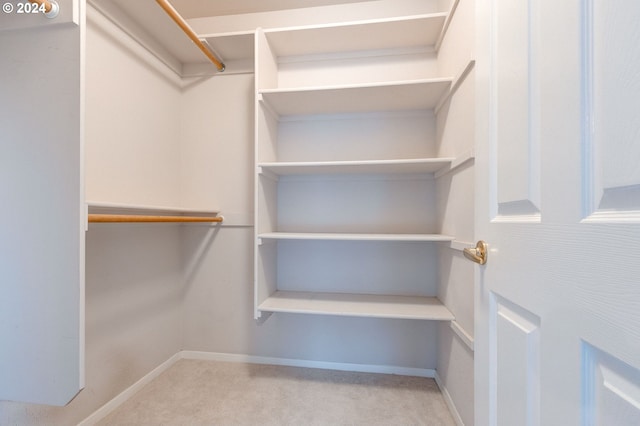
[258,291,454,321]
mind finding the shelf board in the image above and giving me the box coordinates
[260,79,452,116]
[87,202,222,223]
[258,232,455,242]
[264,13,448,57]
[258,158,455,176]
[87,202,220,216]
[258,291,454,321]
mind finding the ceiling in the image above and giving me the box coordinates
[169,0,374,19]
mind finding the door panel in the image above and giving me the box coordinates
[584,0,640,218]
[583,342,640,425]
[494,0,540,219]
[492,295,540,426]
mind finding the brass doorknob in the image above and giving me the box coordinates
[463,241,488,265]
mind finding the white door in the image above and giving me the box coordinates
[475,0,640,425]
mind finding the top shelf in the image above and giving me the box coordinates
[263,13,448,58]
[202,13,449,71]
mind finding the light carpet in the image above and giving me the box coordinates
[96,359,456,425]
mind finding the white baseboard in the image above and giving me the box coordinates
[77,352,181,426]
[79,350,436,425]
[435,371,465,426]
[181,350,436,378]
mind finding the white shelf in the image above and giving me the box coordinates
[87,202,220,216]
[259,79,452,116]
[258,158,455,176]
[258,291,454,321]
[253,13,463,324]
[258,233,455,242]
[264,13,448,57]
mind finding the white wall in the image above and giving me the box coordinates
[0,0,84,409]
[435,0,476,424]
[85,6,183,207]
[178,73,254,220]
[82,5,187,419]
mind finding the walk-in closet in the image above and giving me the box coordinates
[6,0,640,424]
[4,0,474,424]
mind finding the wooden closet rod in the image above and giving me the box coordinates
[88,214,224,223]
[29,0,52,12]
[155,0,225,72]
[29,0,59,17]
